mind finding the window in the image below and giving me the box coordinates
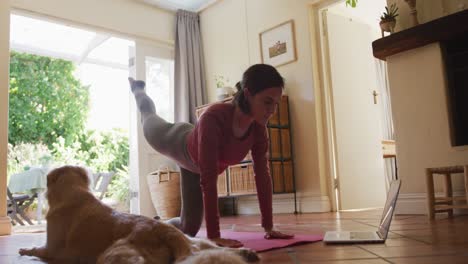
[145,57,174,123]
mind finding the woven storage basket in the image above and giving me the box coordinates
[229,163,256,195]
[146,168,181,220]
[217,170,228,196]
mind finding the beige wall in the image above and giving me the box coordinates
[11,0,175,46]
[201,0,330,213]
[387,43,468,213]
[0,0,12,235]
[388,0,468,32]
[200,0,250,99]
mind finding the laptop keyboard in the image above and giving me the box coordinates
[350,232,377,240]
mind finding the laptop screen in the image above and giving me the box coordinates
[377,179,401,239]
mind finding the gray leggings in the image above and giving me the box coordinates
[134,91,203,237]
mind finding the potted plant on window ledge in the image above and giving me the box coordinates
[379,3,399,37]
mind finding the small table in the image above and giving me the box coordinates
[8,167,49,224]
[382,140,397,180]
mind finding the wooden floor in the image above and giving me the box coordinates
[1,210,468,263]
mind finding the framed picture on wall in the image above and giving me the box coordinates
[259,20,297,67]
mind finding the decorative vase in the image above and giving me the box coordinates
[216,87,231,101]
[404,0,419,26]
[379,19,396,37]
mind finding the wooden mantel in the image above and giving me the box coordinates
[372,9,468,60]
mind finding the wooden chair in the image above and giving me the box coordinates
[7,188,38,225]
[92,172,116,200]
[425,165,468,219]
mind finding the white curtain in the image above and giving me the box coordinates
[375,59,397,188]
[174,10,207,124]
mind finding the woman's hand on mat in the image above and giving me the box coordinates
[211,237,244,248]
[264,230,294,239]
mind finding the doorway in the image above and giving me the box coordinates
[7,12,135,230]
[8,12,176,221]
[128,42,175,217]
[310,0,394,211]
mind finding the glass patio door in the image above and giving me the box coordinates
[128,41,175,217]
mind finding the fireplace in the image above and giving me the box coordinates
[373,9,468,147]
[441,33,468,146]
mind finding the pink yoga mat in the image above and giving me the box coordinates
[200,230,323,252]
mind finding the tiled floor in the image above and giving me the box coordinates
[1,210,468,263]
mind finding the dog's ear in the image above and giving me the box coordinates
[76,166,90,187]
[47,168,61,186]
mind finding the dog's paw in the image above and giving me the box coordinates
[19,248,35,256]
[238,248,260,262]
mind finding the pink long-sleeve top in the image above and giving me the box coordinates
[186,102,273,239]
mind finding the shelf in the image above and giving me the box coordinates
[372,9,468,61]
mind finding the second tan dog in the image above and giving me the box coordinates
[19,166,259,264]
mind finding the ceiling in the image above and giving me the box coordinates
[139,0,218,12]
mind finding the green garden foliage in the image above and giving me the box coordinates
[8,51,129,205]
[52,129,130,174]
[9,51,90,148]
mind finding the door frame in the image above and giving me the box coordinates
[309,0,389,211]
[128,39,175,216]
[308,0,348,212]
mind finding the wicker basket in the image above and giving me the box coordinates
[229,163,256,195]
[146,168,181,220]
[218,170,228,197]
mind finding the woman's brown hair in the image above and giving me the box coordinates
[232,64,284,114]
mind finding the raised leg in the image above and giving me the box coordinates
[128,78,194,162]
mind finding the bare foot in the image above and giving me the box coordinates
[211,237,243,248]
[264,230,294,239]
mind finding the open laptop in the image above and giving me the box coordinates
[324,179,401,244]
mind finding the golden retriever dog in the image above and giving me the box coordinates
[19,166,259,264]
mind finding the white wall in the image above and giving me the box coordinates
[387,43,468,214]
[200,0,250,100]
[201,0,331,213]
[0,0,12,235]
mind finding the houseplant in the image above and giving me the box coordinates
[345,0,358,8]
[214,75,232,100]
[379,3,399,35]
